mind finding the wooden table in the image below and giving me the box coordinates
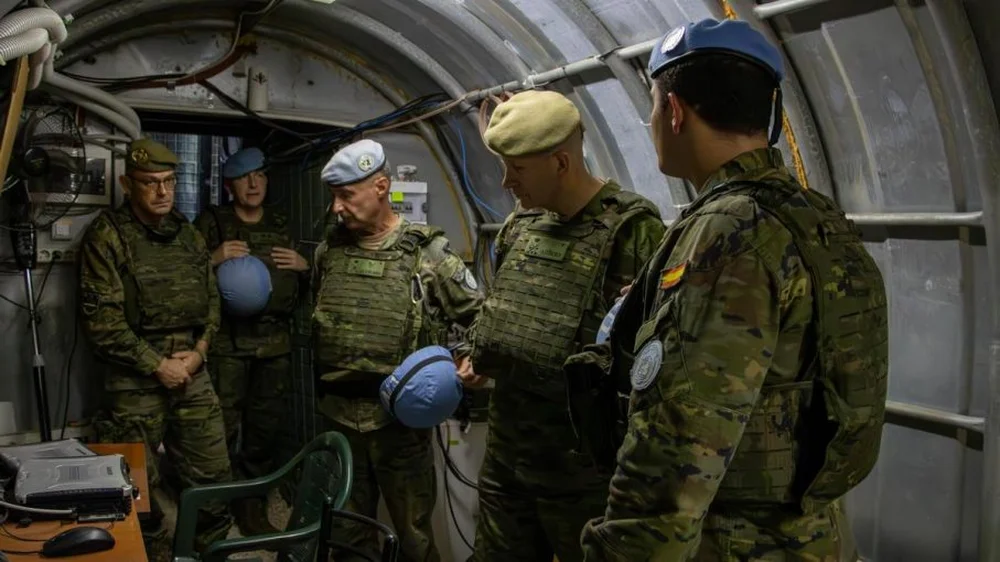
[0,442,150,561]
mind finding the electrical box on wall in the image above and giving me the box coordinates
[390,181,428,225]
[35,210,103,263]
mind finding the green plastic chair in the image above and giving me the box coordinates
[316,496,400,562]
[171,430,353,562]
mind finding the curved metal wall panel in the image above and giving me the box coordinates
[17,1,1000,560]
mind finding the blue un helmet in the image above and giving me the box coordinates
[380,346,464,429]
[217,255,272,317]
[647,18,786,146]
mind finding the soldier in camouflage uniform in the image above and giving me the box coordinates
[312,139,484,562]
[571,19,889,561]
[193,147,309,535]
[468,90,666,562]
[78,138,233,561]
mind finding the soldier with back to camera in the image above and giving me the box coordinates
[193,146,309,535]
[311,139,485,562]
[569,19,889,561]
[78,138,233,562]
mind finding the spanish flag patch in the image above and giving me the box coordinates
[659,263,687,290]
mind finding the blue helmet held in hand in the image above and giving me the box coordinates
[380,346,464,429]
[217,255,272,317]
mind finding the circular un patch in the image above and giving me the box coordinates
[463,269,479,291]
[630,340,663,391]
[661,26,685,54]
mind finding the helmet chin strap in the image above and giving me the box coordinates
[768,87,784,147]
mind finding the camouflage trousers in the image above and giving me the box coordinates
[208,354,290,480]
[93,369,233,560]
[320,417,440,562]
[472,389,613,562]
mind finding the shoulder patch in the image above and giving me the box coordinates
[631,340,662,391]
[659,262,687,290]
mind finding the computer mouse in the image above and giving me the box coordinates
[41,525,115,557]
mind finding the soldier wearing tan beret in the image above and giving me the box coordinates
[467,90,667,562]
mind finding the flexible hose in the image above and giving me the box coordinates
[0,7,67,43]
[26,40,49,89]
[42,58,142,138]
[44,87,141,140]
[0,27,47,63]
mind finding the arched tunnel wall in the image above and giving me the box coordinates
[0,0,998,560]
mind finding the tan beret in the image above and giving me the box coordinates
[126,138,178,173]
[483,90,582,157]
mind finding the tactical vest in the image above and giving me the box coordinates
[644,180,889,513]
[312,223,443,376]
[104,208,211,340]
[472,190,660,400]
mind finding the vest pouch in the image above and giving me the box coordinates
[797,343,889,513]
[715,379,814,504]
[313,243,419,375]
[473,218,608,392]
[248,230,299,317]
[134,268,210,332]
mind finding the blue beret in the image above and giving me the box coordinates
[223,147,267,179]
[380,346,463,429]
[647,18,784,82]
[321,139,389,187]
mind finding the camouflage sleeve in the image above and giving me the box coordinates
[603,212,666,303]
[78,215,163,377]
[422,236,485,356]
[580,214,782,561]
[192,209,220,251]
[194,228,220,347]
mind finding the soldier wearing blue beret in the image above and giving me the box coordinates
[312,138,485,562]
[192,146,310,535]
[575,18,886,561]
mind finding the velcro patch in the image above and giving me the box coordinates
[659,263,687,290]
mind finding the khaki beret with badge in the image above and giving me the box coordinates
[126,138,178,173]
[483,90,582,158]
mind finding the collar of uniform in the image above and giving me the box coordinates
[551,179,621,223]
[698,147,786,197]
[353,215,409,250]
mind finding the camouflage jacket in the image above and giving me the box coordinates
[311,217,485,432]
[581,148,860,560]
[79,204,219,391]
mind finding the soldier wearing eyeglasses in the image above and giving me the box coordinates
[78,138,233,562]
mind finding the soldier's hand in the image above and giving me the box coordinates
[211,240,250,266]
[616,283,633,304]
[271,247,309,272]
[456,356,489,389]
[155,357,192,389]
[171,350,204,375]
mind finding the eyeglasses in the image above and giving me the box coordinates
[129,175,177,190]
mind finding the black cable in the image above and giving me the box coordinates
[437,425,475,553]
[60,303,79,440]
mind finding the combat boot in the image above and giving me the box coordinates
[233,496,280,536]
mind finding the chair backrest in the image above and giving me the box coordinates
[274,431,354,562]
